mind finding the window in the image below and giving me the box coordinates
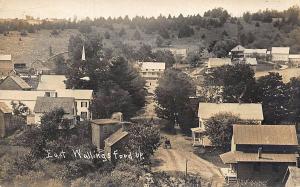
[81,102,88,107]
[81,112,88,120]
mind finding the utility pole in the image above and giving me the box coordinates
[185,159,188,177]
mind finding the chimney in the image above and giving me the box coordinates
[258,147,262,159]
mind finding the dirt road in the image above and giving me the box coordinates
[152,134,224,187]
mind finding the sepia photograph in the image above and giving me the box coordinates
[0,0,300,186]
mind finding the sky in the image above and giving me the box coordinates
[0,0,299,19]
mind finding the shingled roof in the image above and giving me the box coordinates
[7,76,31,90]
[231,45,245,52]
[233,125,298,145]
[105,128,129,147]
[198,103,264,121]
[34,97,75,114]
[220,151,298,164]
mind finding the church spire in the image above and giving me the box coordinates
[81,46,86,61]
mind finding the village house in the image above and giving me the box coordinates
[0,75,32,90]
[230,45,245,59]
[245,58,258,72]
[0,55,14,78]
[272,47,290,64]
[220,125,299,182]
[33,97,77,125]
[91,112,124,150]
[191,103,264,147]
[0,102,12,138]
[207,58,232,69]
[138,62,165,94]
[289,54,300,68]
[243,49,267,59]
[0,89,93,121]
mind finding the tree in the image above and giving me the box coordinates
[104,31,110,39]
[187,53,202,68]
[205,113,240,150]
[107,56,147,116]
[117,123,161,165]
[178,25,194,38]
[204,64,257,103]
[11,101,29,118]
[211,39,237,57]
[155,36,164,47]
[152,50,176,68]
[256,72,289,124]
[53,55,67,75]
[132,30,142,40]
[286,77,300,124]
[119,27,126,37]
[204,8,230,25]
[243,12,252,23]
[155,69,196,131]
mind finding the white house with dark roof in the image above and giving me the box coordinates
[191,103,264,147]
[289,54,300,67]
[231,45,245,59]
[244,49,267,58]
[138,62,165,94]
[33,97,77,124]
[272,47,290,64]
[0,89,93,121]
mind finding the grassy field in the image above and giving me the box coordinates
[0,29,78,66]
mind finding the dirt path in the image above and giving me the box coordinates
[152,133,224,187]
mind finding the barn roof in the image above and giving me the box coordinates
[198,103,264,121]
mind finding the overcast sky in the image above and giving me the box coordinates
[0,0,299,19]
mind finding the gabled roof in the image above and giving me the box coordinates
[0,90,93,101]
[244,49,267,54]
[198,103,264,121]
[272,47,290,54]
[0,55,12,61]
[0,102,12,113]
[233,125,298,145]
[207,58,232,68]
[1,75,31,90]
[220,151,298,164]
[91,119,121,126]
[231,45,245,52]
[105,128,128,147]
[34,97,75,114]
[56,89,93,100]
[289,54,300,59]
[245,58,257,65]
[141,62,165,70]
[37,75,67,90]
